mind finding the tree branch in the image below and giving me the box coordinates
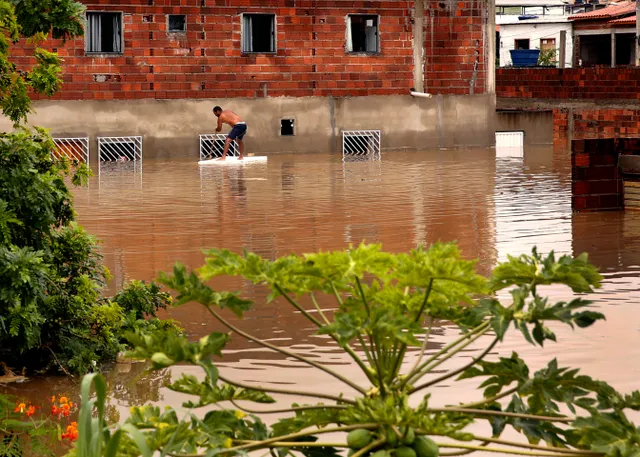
[226,423,379,453]
[427,407,573,423]
[234,440,349,448]
[230,399,348,415]
[206,306,367,395]
[219,374,356,405]
[472,435,603,455]
[389,280,434,383]
[402,321,490,388]
[457,386,519,409]
[409,337,499,394]
[351,437,386,457]
[436,443,600,457]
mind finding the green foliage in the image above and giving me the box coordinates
[537,48,558,67]
[0,126,181,374]
[69,244,640,457]
[0,0,85,125]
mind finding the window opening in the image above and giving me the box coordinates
[514,39,530,50]
[168,14,186,32]
[86,12,123,53]
[281,119,294,136]
[540,38,556,52]
[242,14,275,53]
[347,15,379,53]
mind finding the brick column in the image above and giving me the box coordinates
[572,138,623,211]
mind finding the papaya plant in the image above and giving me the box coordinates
[72,243,640,457]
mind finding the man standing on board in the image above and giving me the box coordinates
[213,106,247,160]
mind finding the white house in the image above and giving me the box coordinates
[496,0,605,67]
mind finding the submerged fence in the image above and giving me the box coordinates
[199,134,239,160]
[342,130,381,160]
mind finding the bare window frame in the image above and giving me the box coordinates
[346,14,380,55]
[241,13,277,55]
[85,11,125,56]
[168,14,187,33]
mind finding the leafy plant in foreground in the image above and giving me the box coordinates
[72,244,640,457]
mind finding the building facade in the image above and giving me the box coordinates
[569,2,637,67]
[9,0,497,154]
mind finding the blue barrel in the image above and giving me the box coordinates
[510,49,540,67]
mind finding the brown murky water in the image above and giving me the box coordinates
[4,147,640,451]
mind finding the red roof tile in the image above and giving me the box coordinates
[609,13,637,23]
[569,2,636,20]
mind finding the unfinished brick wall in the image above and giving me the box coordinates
[424,0,487,95]
[13,0,486,100]
[572,138,623,211]
[553,108,640,211]
[497,67,640,100]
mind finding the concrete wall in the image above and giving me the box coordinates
[496,110,553,145]
[4,94,496,159]
[497,21,572,68]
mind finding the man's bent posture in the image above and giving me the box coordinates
[213,106,247,160]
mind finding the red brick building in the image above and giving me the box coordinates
[4,0,497,154]
[17,0,491,100]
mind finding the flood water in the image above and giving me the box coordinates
[4,147,640,451]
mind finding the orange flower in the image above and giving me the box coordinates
[14,402,26,413]
[25,405,36,417]
[61,422,78,442]
[51,396,56,403]
[59,396,68,404]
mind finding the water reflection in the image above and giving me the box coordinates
[8,147,640,448]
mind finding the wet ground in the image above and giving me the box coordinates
[4,147,640,450]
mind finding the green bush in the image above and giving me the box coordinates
[0,128,180,374]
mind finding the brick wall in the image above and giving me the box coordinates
[497,67,640,100]
[572,138,624,211]
[554,108,640,211]
[424,0,486,95]
[13,0,487,100]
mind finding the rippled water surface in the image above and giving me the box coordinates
[5,147,640,449]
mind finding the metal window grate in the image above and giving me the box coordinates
[98,136,143,162]
[52,137,90,163]
[199,134,238,160]
[97,136,143,177]
[342,130,381,159]
[495,131,524,158]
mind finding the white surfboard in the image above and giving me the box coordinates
[198,156,267,165]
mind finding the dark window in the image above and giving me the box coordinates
[242,14,275,53]
[281,119,294,136]
[514,39,530,50]
[168,14,186,32]
[348,15,379,53]
[86,12,123,54]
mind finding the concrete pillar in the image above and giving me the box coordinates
[412,0,425,92]
[559,30,566,68]
[486,0,496,93]
[611,30,616,68]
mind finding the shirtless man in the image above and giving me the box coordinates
[213,106,247,160]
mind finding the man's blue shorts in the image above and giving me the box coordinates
[228,123,247,140]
